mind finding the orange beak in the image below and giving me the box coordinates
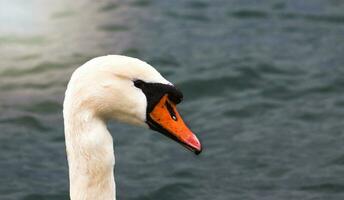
[147,95,202,154]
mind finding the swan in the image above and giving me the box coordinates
[63,55,202,200]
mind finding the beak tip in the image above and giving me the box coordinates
[194,147,202,155]
[186,135,202,155]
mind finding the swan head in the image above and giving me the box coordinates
[65,55,202,154]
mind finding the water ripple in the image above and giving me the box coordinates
[99,24,129,32]
[0,62,67,78]
[22,101,62,114]
[228,8,344,25]
[300,183,344,193]
[165,11,209,22]
[229,10,269,19]
[131,0,151,7]
[0,36,47,46]
[185,1,209,9]
[179,75,255,99]
[99,2,119,12]
[279,13,344,24]
[138,182,194,200]
[0,116,49,131]
[22,193,69,200]
[224,101,280,118]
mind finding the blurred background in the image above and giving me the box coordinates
[1,0,344,199]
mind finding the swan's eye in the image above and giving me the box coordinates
[165,101,177,121]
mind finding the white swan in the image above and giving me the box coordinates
[63,55,202,200]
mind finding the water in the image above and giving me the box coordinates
[1,0,344,199]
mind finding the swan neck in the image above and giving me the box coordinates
[64,111,116,200]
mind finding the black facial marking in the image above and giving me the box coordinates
[133,79,183,114]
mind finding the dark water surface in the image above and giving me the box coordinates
[1,0,344,199]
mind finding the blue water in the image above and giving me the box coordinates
[1,0,344,199]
